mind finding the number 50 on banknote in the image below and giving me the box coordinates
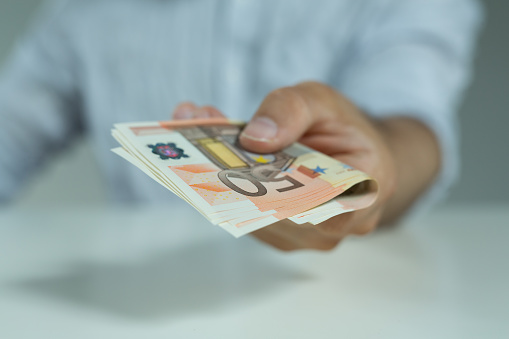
[112,119,378,237]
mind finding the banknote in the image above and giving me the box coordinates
[112,119,378,237]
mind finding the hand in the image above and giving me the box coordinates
[173,82,440,251]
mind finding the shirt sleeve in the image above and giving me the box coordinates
[332,0,484,214]
[0,0,82,202]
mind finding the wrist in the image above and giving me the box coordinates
[375,116,441,224]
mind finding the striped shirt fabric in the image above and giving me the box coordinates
[0,0,483,209]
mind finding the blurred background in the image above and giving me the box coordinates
[1,0,508,207]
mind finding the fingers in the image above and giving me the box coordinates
[172,102,226,120]
[172,102,198,119]
[314,208,380,238]
[239,87,316,153]
[251,219,342,252]
[251,209,379,252]
[194,106,225,119]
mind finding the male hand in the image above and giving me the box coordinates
[173,82,440,251]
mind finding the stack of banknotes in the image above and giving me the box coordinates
[111,119,378,237]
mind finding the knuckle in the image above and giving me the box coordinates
[267,240,300,252]
[301,232,342,251]
[298,81,341,99]
[268,87,309,115]
[312,238,341,251]
[202,105,222,116]
[266,236,341,252]
[315,215,352,236]
[352,220,378,235]
[353,226,372,236]
[299,80,322,87]
[201,105,215,111]
[277,245,299,252]
[267,86,294,99]
[298,81,331,96]
[316,222,343,236]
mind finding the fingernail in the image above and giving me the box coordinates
[241,117,278,142]
[173,107,194,120]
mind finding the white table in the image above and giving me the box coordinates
[0,203,508,339]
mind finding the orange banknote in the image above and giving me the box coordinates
[112,119,378,237]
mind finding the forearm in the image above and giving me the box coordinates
[376,117,441,225]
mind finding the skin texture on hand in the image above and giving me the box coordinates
[172,82,441,251]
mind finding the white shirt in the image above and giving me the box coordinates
[0,0,483,209]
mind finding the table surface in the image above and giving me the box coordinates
[0,203,508,339]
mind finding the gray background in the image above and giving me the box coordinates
[1,0,508,207]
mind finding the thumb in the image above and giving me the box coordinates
[239,87,314,153]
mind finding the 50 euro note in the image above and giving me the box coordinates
[111,119,378,237]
